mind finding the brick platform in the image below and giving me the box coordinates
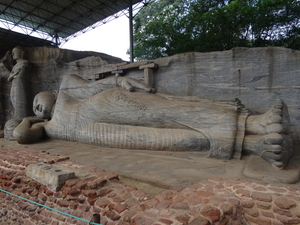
[0,146,300,225]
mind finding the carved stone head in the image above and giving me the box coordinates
[33,92,56,119]
[12,46,25,61]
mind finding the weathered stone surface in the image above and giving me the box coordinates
[25,163,76,191]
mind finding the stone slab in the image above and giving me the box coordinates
[25,163,76,191]
[243,155,300,184]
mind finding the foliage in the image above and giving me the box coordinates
[132,0,300,60]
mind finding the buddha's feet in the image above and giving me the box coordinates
[246,99,290,135]
[244,133,293,169]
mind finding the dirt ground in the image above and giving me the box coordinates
[1,138,300,195]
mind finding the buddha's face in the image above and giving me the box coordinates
[12,47,24,60]
[33,92,56,119]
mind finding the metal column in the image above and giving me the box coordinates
[129,0,134,62]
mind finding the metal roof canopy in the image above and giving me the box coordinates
[0,27,53,58]
[0,0,151,60]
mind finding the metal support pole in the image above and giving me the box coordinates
[90,213,101,224]
[55,33,59,47]
[129,0,134,62]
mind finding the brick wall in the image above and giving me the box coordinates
[1,146,300,225]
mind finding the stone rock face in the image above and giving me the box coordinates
[0,46,124,124]
[0,46,299,150]
[149,47,300,146]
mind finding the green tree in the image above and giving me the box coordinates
[132,0,300,60]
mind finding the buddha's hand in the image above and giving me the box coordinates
[117,76,155,93]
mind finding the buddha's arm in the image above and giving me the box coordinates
[59,74,154,100]
[13,118,47,144]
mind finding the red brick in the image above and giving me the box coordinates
[251,192,272,202]
[69,188,81,196]
[156,201,172,209]
[40,209,52,217]
[267,187,286,193]
[51,211,67,221]
[175,214,191,224]
[70,209,83,218]
[23,219,34,225]
[118,221,130,225]
[17,201,30,210]
[87,181,97,189]
[26,205,38,212]
[122,209,137,222]
[196,190,214,197]
[235,189,251,197]
[131,190,146,198]
[273,207,293,217]
[69,202,78,209]
[171,202,189,210]
[113,196,125,203]
[87,198,97,206]
[64,178,80,187]
[47,196,57,203]
[31,214,43,221]
[82,190,96,198]
[140,199,159,210]
[66,195,78,200]
[82,211,93,221]
[200,205,220,222]
[257,202,272,210]
[11,176,22,183]
[160,190,174,200]
[115,203,127,213]
[132,216,154,225]
[76,180,88,190]
[98,188,113,197]
[227,198,240,206]
[253,186,267,191]
[11,190,22,196]
[186,194,202,206]
[221,203,233,215]
[241,200,255,208]
[94,178,107,187]
[276,215,300,224]
[77,197,86,204]
[244,208,259,217]
[45,189,54,196]
[54,191,65,198]
[261,210,274,218]
[57,200,70,208]
[244,214,271,225]
[95,198,110,208]
[78,204,91,212]
[219,218,229,225]
[274,197,296,209]
[188,216,211,225]
[173,194,185,202]
[61,186,71,195]
[105,210,121,221]
[38,193,47,201]
[105,173,118,180]
[158,218,173,225]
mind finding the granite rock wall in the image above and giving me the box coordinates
[0,46,124,124]
[150,47,300,146]
[0,46,299,146]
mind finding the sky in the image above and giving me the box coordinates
[62,16,130,61]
